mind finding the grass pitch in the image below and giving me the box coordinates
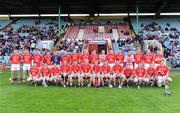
[0,70,180,113]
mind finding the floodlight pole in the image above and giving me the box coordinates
[58,6,61,37]
[136,3,139,34]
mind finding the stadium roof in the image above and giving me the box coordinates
[0,0,180,15]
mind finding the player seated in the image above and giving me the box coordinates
[134,63,148,88]
[112,60,123,88]
[101,61,111,87]
[122,64,134,88]
[70,60,81,86]
[50,63,60,84]
[81,59,91,86]
[145,63,156,87]
[39,63,51,87]
[156,59,172,87]
[60,60,70,87]
[27,62,40,86]
[92,60,101,87]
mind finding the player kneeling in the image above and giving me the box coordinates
[50,63,60,85]
[92,61,101,87]
[70,60,81,86]
[39,63,51,87]
[134,63,148,88]
[145,63,156,87]
[81,59,91,87]
[156,59,172,87]
[112,60,123,88]
[60,60,70,87]
[101,61,111,87]
[122,64,134,88]
[27,62,40,86]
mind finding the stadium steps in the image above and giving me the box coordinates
[76,29,84,40]
[112,29,119,40]
[112,29,120,53]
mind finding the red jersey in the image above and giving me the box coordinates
[61,54,70,64]
[135,67,145,77]
[116,53,125,63]
[81,64,91,73]
[80,53,90,63]
[33,53,43,67]
[106,53,115,64]
[153,53,163,64]
[41,67,50,76]
[113,64,123,73]
[99,54,106,64]
[101,64,111,74]
[124,55,134,65]
[123,68,133,76]
[146,67,155,77]
[71,64,81,73]
[51,67,60,75]
[9,53,21,64]
[156,65,169,76]
[92,64,101,73]
[30,67,39,76]
[143,53,153,64]
[70,53,80,63]
[134,53,143,64]
[43,55,52,65]
[60,65,70,73]
[90,54,99,64]
[22,53,32,64]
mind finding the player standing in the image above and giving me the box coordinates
[106,49,115,68]
[70,49,80,64]
[143,49,153,69]
[61,50,70,64]
[33,50,43,68]
[43,52,52,67]
[124,50,134,69]
[115,50,125,67]
[92,60,101,87]
[134,48,143,69]
[80,49,90,64]
[153,50,163,68]
[22,50,32,83]
[89,50,99,65]
[99,50,106,66]
[70,60,81,86]
[9,50,21,84]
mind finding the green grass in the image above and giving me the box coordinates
[0,70,180,113]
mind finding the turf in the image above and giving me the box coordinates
[0,70,180,113]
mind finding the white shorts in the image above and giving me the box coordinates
[155,64,160,68]
[23,64,31,71]
[134,63,139,69]
[93,73,100,77]
[50,76,58,81]
[11,64,20,71]
[144,63,150,69]
[157,76,172,83]
[27,76,39,81]
[109,63,115,68]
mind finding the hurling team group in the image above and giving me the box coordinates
[9,48,172,88]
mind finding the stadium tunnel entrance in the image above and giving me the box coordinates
[88,40,108,54]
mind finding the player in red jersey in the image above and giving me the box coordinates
[134,48,143,69]
[43,52,52,67]
[122,64,134,88]
[145,63,156,87]
[92,60,101,87]
[124,50,134,69]
[70,60,81,86]
[134,63,148,88]
[22,50,32,83]
[143,49,153,69]
[81,59,91,86]
[40,63,50,87]
[50,63,60,84]
[115,50,125,67]
[112,60,123,88]
[153,50,163,68]
[106,49,116,68]
[70,49,80,64]
[33,50,43,68]
[89,50,99,65]
[9,50,21,84]
[27,62,40,86]
[99,50,106,66]
[101,61,111,87]
[156,59,172,87]
[80,49,90,64]
[60,60,70,87]
[61,50,70,64]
